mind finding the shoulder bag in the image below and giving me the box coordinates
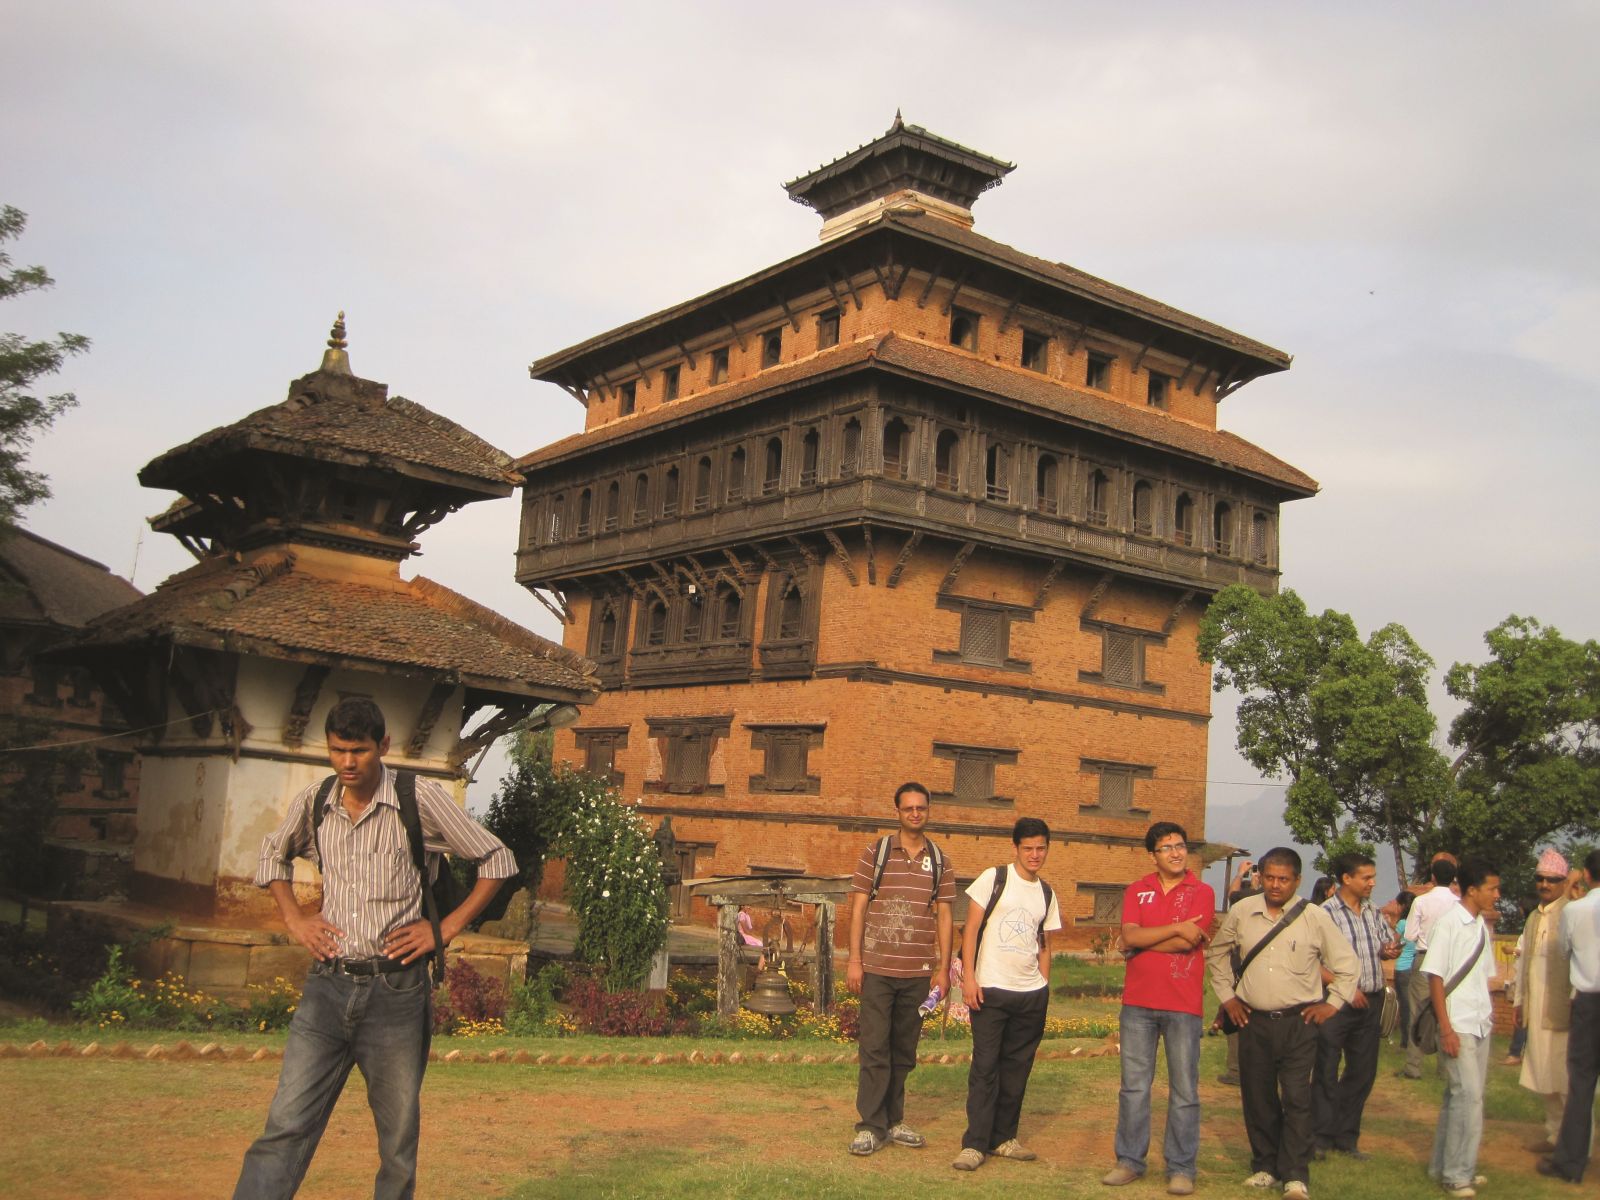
[1215,899,1308,1035]
[1411,927,1487,1055]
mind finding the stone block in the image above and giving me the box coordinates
[246,944,310,987]
[185,942,251,992]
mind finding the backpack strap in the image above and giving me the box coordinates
[1039,880,1054,941]
[393,770,447,986]
[926,841,943,911]
[972,864,1009,958]
[309,775,338,871]
[868,835,894,902]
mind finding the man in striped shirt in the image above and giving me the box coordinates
[1312,852,1400,1161]
[846,781,957,1157]
[234,697,516,1200]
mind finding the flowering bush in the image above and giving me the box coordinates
[70,946,300,1032]
[563,970,694,1036]
[432,960,508,1035]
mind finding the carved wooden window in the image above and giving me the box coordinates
[1174,492,1194,546]
[1081,759,1154,817]
[933,741,1018,806]
[1036,455,1059,514]
[748,724,823,794]
[1251,512,1271,564]
[799,428,820,487]
[597,607,620,657]
[1147,372,1169,409]
[840,418,861,477]
[715,584,743,640]
[817,308,840,350]
[934,597,1032,671]
[710,346,729,385]
[1213,502,1235,556]
[660,466,680,518]
[777,582,804,640]
[95,751,131,800]
[25,664,62,708]
[935,429,961,490]
[647,716,731,795]
[619,381,636,416]
[763,437,783,496]
[985,443,1011,502]
[692,457,712,513]
[1021,330,1048,372]
[603,481,620,532]
[761,328,783,368]
[1077,622,1165,695]
[949,307,978,351]
[662,364,680,402]
[576,488,593,536]
[1132,481,1154,536]
[1086,351,1113,391]
[547,494,566,543]
[632,474,650,523]
[1086,470,1110,526]
[726,447,746,502]
[681,593,704,643]
[644,600,668,647]
[1078,884,1125,925]
[883,418,910,479]
[575,727,628,788]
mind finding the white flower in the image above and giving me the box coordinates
[602,889,610,898]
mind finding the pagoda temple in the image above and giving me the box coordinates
[513,118,1316,937]
[48,319,599,972]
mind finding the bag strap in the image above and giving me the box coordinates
[868,835,893,901]
[973,865,1009,959]
[1442,927,1488,999]
[394,770,447,986]
[870,835,943,911]
[1233,899,1308,987]
[309,774,338,871]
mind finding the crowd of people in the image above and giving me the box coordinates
[844,782,1600,1200]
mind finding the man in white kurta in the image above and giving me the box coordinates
[1517,848,1576,1148]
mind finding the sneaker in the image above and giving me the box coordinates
[1283,1184,1309,1200]
[1333,1149,1371,1162]
[888,1123,925,1148]
[1217,1071,1241,1085]
[1102,1165,1142,1186]
[991,1139,1036,1161]
[848,1130,882,1156]
[1168,1176,1195,1196]
[951,1148,984,1171]
[1441,1186,1475,1199]
[1500,1055,1522,1066]
[1244,1172,1280,1189]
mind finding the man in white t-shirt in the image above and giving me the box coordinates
[1400,857,1460,1079]
[951,817,1062,1172]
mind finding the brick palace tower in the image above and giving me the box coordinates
[513,117,1315,939]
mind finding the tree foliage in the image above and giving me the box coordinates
[1443,616,1600,862]
[1198,585,1453,880]
[0,206,86,530]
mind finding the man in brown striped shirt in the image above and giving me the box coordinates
[846,781,957,1156]
[234,697,516,1200]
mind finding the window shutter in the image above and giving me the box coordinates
[1099,767,1134,813]
[1103,631,1139,685]
[960,608,1004,665]
[953,754,994,803]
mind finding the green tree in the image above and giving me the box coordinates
[1443,616,1600,866]
[1,206,86,530]
[1198,585,1453,881]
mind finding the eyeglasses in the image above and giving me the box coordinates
[1155,843,1188,856]
[1535,874,1566,884]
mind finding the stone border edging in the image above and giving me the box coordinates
[0,1038,1119,1066]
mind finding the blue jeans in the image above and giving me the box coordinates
[234,960,432,1200]
[1430,1030,1490,1189]
[1114,1005,1202,1178]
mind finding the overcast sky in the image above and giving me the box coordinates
[5,2,1597,878]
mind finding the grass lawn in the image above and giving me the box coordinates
[0,1020,1578,1199]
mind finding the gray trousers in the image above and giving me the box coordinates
[855,973,928,1139]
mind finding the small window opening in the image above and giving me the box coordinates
[632,474,650,523]
[603,481,620,531]
[1035,455,1059,514]
[692,457,712,513]
[949,307,978,351]
[716,585,742,640]
[1086,470,1110,526]
[547,494,565,542]
[1174,494,1194,546]
[645,601,668,647]
[726,446,746,502]
[799,428,820,487]
[709,346,729,385]
[619,381,637,416]
[1146,372,1169,409]
[576,488,593,536]
[883,418,910,480]
[1086,352,1112,391]
[1250,512,1270,564]
[761,328,783,368]
[1021,331,1048,372]
[985,444,1010,502]
[817,308,840,350]
[662,365,680,402]
[1213,502,1234,556]
[682,595,704,642]
[660,466,680,518]
[777,584,805,640]
[935,429,961,490]
[763,437,783,495]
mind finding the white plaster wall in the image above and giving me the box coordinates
[134,754,233,885]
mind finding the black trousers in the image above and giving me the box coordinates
[1312,990,1384,1151]
[855,973,928,1138]
[962,985,1050,1152]
[1239,1009,1318,1185]
[1552,990,1600,1180]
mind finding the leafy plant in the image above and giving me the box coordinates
[431,960,508,1035]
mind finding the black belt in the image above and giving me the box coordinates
[323,956,414,976]
[1257,1003,1308,1019]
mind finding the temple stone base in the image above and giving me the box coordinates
[49,900,530,999]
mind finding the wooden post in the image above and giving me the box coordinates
[813,901,835,1013]
[716,900,741,1017]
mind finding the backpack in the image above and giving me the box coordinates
[311,770,462,984]
[868,834,944,911]
[972,864,1055,951]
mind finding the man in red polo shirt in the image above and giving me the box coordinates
[1103,821,1216,1196]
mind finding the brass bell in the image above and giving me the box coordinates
[744,967,797,1016]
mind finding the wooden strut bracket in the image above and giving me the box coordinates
[616,567,649,600]
[721,547,755,584]
[939,268,972,317]
[675,340,698,371]
[784,536,820,568]
[1132,341,1153,373]
[821,272,847,314]
[915,259,946,309]
[450,703,536,771]
[752,543,784,577]
[872,257,912,302]
[530,587,575,626]
[683,554,717,595]
[834,268,863,311]
[1176,354,1200,393]
[282,664,331,749]
[998,294,1022,335]
[863,525,877,586]
[886,531,923,589]
[718,308,748,353]
[823,530,858,587]
[648,560,681,596]
[939,542,977,595]
[1031,559,1067,611]
[406,681,455,759]
[632,357,652,390]
[1218,375,1251,401]
[1081,573,1115,621]
[773,291,801,332]
[1163,590,1197,635]
[1065,320,1089,355]
[556,380,587,405]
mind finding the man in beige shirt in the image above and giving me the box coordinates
[1207,847,1359,1200]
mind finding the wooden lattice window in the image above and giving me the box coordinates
[1132,481,1154,536]
[933,741,1018,806]
[726,447,746,502]
[840,418,861,477]
[985,443,1011,502]
[935,429,961,490]
[1079,622,1164,694]
[817,308,840,349]
[603,481,620,531]
[647,716,731,796]
[660,467,680,518]
[1251,512,1271,564]
[692,457,712,513]
[883,418,910,479]
[1036,455,1059,514]
[1078,884,1126,925]
[934,597,1033,671]
[763,437,783,495]
[748,724,823,794]
[1174,493,1195,546]
[799,428,820,487]
[1080,758,1154,818]
[575,727,628,788]
[94,751,130,800]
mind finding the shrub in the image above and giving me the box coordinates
[505,962,566,1035]
[431,960,508,1036]
[563,971,692,1037]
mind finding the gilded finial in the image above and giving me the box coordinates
[891,108,904,131]
[319,310,352,375]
